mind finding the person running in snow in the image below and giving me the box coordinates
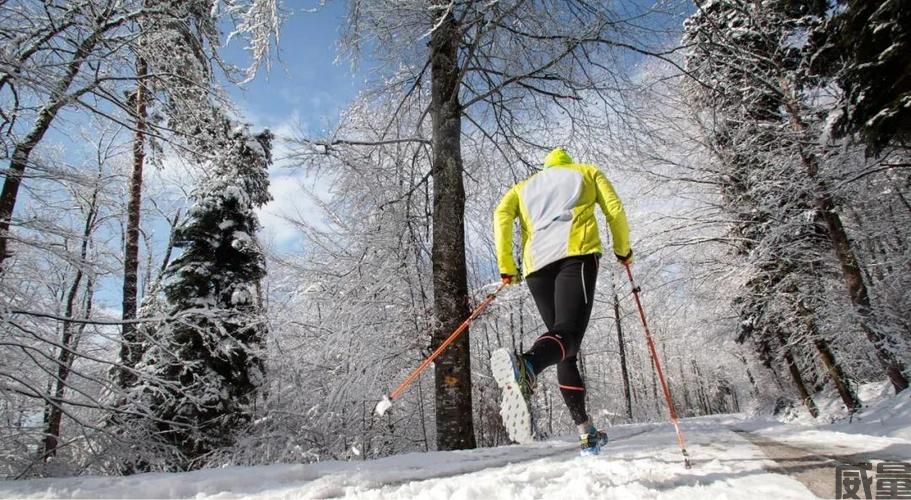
[490,147,632,455]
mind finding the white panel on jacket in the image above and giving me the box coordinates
[521,167,583,272]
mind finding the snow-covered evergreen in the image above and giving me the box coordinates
[115,122,273,471]
[811,0,911,152]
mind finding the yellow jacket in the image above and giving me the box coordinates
[494,148,631,277]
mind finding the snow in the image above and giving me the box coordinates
[230,288,251,304]
[231,230,254,251]
[224,185,244,202]
[867,106,898,127]
[820,108,843,144]
[872,22,893,35]
[2,389,908,499]
[783,30,808,50]
[740,383,911,450]
[879,42,901,61]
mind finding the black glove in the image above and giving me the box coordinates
[615,250,633,264]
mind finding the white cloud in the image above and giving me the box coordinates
[147,151,202,198]
[257,172,331,249]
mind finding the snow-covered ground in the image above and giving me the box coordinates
[740,382,911,454]
[2,387,908,499]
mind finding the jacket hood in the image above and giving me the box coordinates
[543,148,574,167]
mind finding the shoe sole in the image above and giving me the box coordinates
[491,348,533,444]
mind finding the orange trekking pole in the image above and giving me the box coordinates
[375,282,508,416]
[624,261,692,469]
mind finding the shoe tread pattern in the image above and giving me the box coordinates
[491,348,533,444]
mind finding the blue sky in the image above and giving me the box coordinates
[225,2,361,132]
[221,2,367,250]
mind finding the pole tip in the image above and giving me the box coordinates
[375,395,393,417]
[682,449,692,469]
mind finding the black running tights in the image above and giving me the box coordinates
[523,253,598,425]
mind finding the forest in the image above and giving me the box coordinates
[0,0,908,477]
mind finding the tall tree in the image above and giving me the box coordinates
[41,167,103,459]
[0,2,131,269]
[612,284,633,421]
[120,55,149,388]
[123,122,272,471]
[114,0,281,386]
[428,3,475,450]
[0,0,279,270]
[0,0,281,475]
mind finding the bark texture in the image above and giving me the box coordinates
[119,56,148,388]
[429,7,475,450]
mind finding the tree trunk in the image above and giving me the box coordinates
[691,360,709,415]
[814,190,908,392]
[756,337,786,392]
[43,179,100,458]
[812,337,860,413]
[0,31,104,269]
[614,292,633,421]
[417,375,429,452]
[775,330,819,418]
[736,354,759,397]
[429,6,475,451]
[119,56,148,389]
[679,358,693,417]
[782,86,908,393]
[793,288,861,413]
[794,292,861,412]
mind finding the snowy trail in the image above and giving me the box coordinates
[314,417,815,500]
[294,425,661,498]
[733,429,849,498]
[0,417,813,499]
[2,400,909,499]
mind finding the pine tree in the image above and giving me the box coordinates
[124,120,272,471]
[121,0,218,389]
[812,0,911,153]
